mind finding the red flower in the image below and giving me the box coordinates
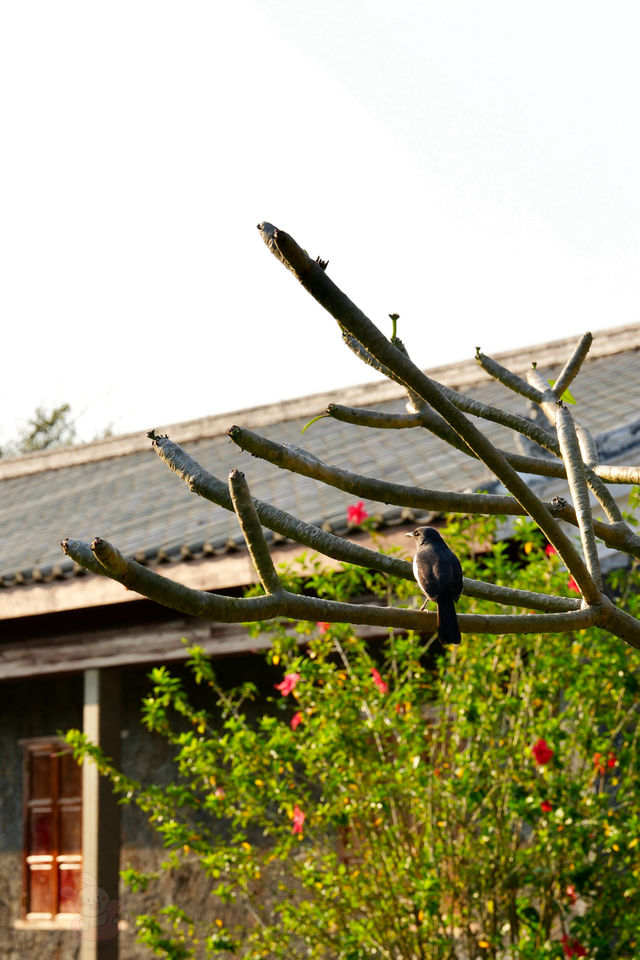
[532,738,554,766]
[561,934,587,957]
[371,668,388,694]
[347,501,369,525]
[290,711,303,730]
[566,884,577,904]
[316,621,331,633]
[545,544,558,556]
[275,672,301,696]
[593,751,616,774]
[540,800,553,813]
[292,805,305,834]
[567,576,580,593]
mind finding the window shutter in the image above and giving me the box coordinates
[21,739,82,919]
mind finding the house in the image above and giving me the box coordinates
[1,322,639,959]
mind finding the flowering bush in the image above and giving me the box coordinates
[67,514,640,959]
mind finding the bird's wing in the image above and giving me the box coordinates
[451,554,464,602]
[414,547,442,600]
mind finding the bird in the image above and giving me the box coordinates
[406,526,463,645]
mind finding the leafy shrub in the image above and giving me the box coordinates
[67,515,640,959]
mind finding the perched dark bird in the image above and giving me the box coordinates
[406,526,463,645]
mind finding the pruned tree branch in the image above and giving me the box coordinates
[555,402,602,591]
[457,345,620,521]
[552,331,593,397]
[258,225,604,584]
[59,222,640,651]
[150,433,577,612]
[228,423,525,517]
[475,348,545,404]
[149,431,413,580]
[61,535,599,635]
[440,386,559,456]
[341,332,427,413]
[326,403,587,482]
[593,464,640,484]
[527,367,600,469]
[229,468,282,595]
[325,404,634,544]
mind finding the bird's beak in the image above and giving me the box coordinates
[404,532,413,538]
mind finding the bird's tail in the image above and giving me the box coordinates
[437,599,461,646]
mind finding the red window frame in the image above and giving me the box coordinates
[20,738,83,919]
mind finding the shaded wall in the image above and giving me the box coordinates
[0,652,279,959]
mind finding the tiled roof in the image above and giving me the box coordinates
[1,323,639,593]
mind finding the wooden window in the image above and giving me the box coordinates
[21,739,82,919]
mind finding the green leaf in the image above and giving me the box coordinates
[301,413,329,434]
[548,379,577,404]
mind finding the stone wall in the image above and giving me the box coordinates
[0,653,277,959]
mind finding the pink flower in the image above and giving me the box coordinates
[347,501,369,525]
[540,800,553,813]
[290,711,303,730]
[567,576,580,593]
[532,738,554,766]
[371,668,388,694]
[545,543,557,556]
[292,805,305,834]
[561,934,587,957]
[566,884,577,904]
[316,622,331,633]
[275,672,301,696]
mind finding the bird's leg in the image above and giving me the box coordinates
[419,598,431,611]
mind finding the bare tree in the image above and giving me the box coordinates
[63,223,640,648]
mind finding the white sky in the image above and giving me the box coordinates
[1,1,639,445]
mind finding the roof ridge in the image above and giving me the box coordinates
[1,321,638,479]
